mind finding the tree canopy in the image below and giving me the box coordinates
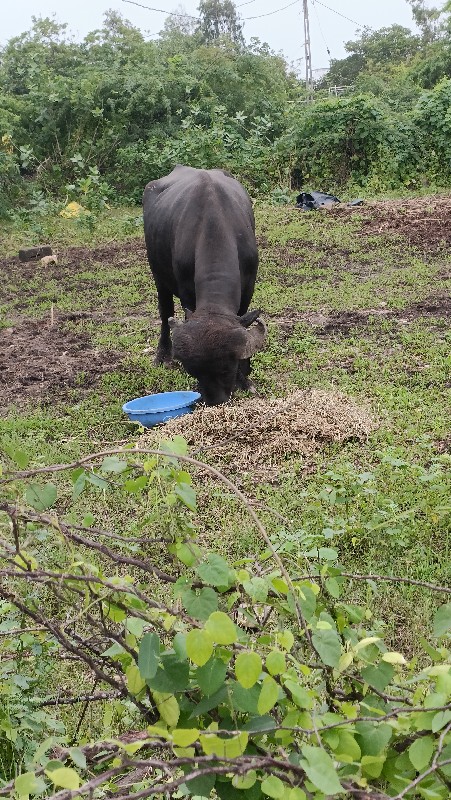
[4,3,451,215]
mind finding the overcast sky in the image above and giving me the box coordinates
[1,0,431,71]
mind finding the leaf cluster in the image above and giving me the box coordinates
[0,442,450,799]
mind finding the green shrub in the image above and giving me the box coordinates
[413,78,451,181]
[1,440,450,798]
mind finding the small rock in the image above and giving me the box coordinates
[40,254,58,266]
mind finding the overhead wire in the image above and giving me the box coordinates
[311,0,331,59]
[244,0,299,21]
[312,0,371,31]
[122,0,373,44]
[122,0,301,22]
[122,0,199,20]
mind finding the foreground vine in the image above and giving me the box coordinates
[0,440,450,799]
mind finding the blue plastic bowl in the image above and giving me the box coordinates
[122,391,201,428]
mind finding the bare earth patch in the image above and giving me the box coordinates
[1,238,146,282]
[333,194,451,251]
[0,238,149,311]
[0,316,123,412]
[272,294,451,337]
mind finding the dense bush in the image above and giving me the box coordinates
[4,8,451,215]
[413,78,451,181]
[283,95,390,189]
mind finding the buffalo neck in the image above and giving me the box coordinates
[193,222,242,314]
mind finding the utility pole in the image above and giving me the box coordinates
[302,0,313,96]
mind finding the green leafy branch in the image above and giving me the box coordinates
[1,442,450,799]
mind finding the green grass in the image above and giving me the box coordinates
[1,206,143,258]
[1,201,450,655]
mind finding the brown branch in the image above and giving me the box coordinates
[394,757,451,799]
[1,447,271,566]
[11,510,21,553]
[45,751,393,800]
[0,625,47,636]
[204,705,451,738]
[0,567,167,608]
[68,521,167,545]
[341,572,451,595]
[1,504,177,585]
[48,753,307,800]
[0,587,124,693]
[38,691,122,707]
[341,673,413,705]
[293,704,451,734]
[1,447,313,646]
[0,562,204,638]
[70,677,99,746]
[294,570,451,595]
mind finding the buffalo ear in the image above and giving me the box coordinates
[240,318,267,359]
[184,308,193,320]
[239,309,262,328]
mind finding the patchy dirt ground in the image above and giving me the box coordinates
[0,315,123,411]
[272,295,451,337]
[1,238,146,287]
[1,197,450,411]
[0,238,150,411]
[340,195,451,250]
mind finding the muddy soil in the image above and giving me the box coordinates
[0,239,148,411]
[0,316,123,411]
[272,295,451,338]
[1,238,147,284]
[333,194,451,251]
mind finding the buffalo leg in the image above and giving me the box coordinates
[236,357,253,390]
[155,284,174,364]
[237,281,256,389]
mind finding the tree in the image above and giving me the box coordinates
[84,10,144,50]
[324,24,422,87]
[161,4,198,38]
[197,0,244,46]
[407,0,442,42]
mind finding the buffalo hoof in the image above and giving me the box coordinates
[236,373,254,392]
[155,349,173,366]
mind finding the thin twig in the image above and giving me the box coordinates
[70,677,99,746]
[0,503,177,585]
[294,571,451,595]
[1,447,312,644]
[394,757,451,799]
[341,572,451,594]
[37,690,122,707]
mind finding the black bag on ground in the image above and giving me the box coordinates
[295,190,341,211]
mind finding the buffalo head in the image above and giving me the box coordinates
[168,311,267,406]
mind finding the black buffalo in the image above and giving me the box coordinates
[143,165,266,406]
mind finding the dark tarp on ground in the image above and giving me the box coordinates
[295,191,364,211]
[295,191,340,210]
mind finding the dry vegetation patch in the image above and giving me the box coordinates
[142,389,376,480]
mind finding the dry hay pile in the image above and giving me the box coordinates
[141,389,376,480]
